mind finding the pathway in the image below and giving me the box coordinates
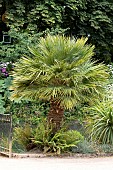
[0,156,113,170]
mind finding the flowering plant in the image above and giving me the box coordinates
[0,62,13,113]
[0,62,13,78]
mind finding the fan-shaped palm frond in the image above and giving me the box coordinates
[10,35,109,129]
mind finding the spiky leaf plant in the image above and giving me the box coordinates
[86,99,113,144]
[10,35,108,130]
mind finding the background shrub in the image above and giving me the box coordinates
[13,124,34,151]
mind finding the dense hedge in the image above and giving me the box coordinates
[0,0,113,63]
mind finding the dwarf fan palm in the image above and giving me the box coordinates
[10,35,108,130]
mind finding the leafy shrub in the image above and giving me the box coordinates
[72,139,113,154]
[31,119,84,154]
[65,104,86,123]
[0,76,12,113]
[13,119,84,154]
[0,62,13,113]
[1,0,113,63]
[85,99,113,144]
[72,139,96,154]
[11,101,49,127]
[13,124,34,151]
[0,134,9,150]
[97,144,113,153]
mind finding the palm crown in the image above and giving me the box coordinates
[10,35,108,110]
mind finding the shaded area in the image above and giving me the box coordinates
[0,114,12,157]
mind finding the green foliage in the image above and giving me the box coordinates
[14,124,33,149]
[72,0,113,63]
[97,144,113,153]
[0,80,5,113]
[0,134,9,150]
[33,128,84,154]
[1,0,113,63]
[10,35,108,110]
[0,0,66,62]
[86,99,113,144]
[0,77,12,113]
[107,64,113,84]
[13,122,113,154]
[72,139,96,154]
[65,104,86,123]
[14,119,84,154]
[10,101,49,127]
[72,139,113,154]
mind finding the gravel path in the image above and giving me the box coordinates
[0,156,113,170]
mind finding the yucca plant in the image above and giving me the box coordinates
[86,99,113,144]
[10,35,108,131]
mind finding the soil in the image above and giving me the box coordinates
[9,151,113,159]
[1,146,113,159]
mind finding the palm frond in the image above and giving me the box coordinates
[10,35,109,109]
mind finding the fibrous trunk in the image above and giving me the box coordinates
[48,98,64,132]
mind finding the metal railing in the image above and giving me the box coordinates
[0,113,12,158]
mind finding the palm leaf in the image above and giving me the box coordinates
[10,35,108,110]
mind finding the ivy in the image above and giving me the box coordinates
[0,0,113,63]
[0,77,12,113]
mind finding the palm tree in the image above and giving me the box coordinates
[10,35,108,130]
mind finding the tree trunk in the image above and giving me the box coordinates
[48,98,64,132]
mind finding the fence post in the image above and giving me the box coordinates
[9,113,13,158]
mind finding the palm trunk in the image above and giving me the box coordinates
[48,98,64,132]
